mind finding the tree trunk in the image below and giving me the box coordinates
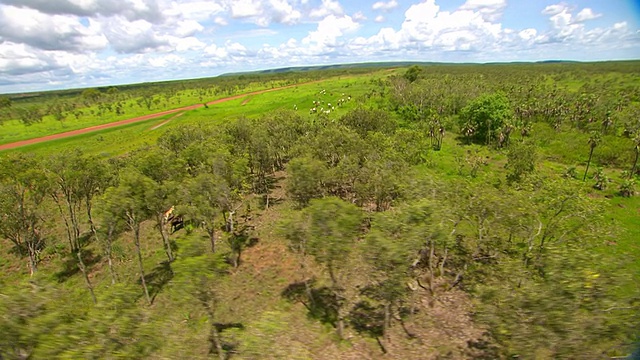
[86,198,97,236]
[66,199,80,250]
[337,315,345,340]
[211,325,225,360]
[228,211,234,234]
[157,214,174,262]
[134,226,151,305]
[383,303,391,343]
[583,147,594,181]
[54,195,76,252]
[208,228,216,253]
[77,250,97,304]
[263,175,270,209]
[27,242,37,276]
[105,225,118,284]
[222,211,228,232]
[631,149,639,176]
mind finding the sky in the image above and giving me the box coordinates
[0,0,639,93]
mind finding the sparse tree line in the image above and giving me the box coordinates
[1,63,639,358]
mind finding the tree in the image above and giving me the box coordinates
[583,131,601,181]
[339,107,395,138]
[180,174,227,254]
[101,171,154,304]
[0,96,12,124]
[95,198,125,285]
[631,132,640,176]
[286,157,327,208]
[134,148,187,263]
[505,142,537,184]
[45,150,99,303]
[0,154,48,275]
[81,89,102,102]
[403,65,423,83]
[364,209,423,347]
[15,106,44,126]
[287,197,363,339]
[592,167,610,191]
[0,96,11,109]
[458,92,513,145]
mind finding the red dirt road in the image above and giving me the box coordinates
[0,83,303,151]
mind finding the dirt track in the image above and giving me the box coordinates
[0,83,302,151]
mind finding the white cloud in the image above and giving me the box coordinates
[459,0,506,22]
[542,4,567,16]
[302,14,359,54]
[375,15,385,23]
[518,28,537,41]
[204,41,248,61]
[0,43,60,76]
[2,0,164,23]
[230,0,260,18]
[230,0,301,26]
[173,19,204,37]
[0,5,108,53]
[352,11,367,22]
[214,16,228,25]
[372,0,398,12]
[148,54,186,67]
[575,8,601,22]
[102,18,170,53]
[170,0,226,22]
[204,44,229,58]
[309,0,344,19]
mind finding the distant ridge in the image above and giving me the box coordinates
[536,60,581,64]
[219,61,438,76]
[219,59,601,76]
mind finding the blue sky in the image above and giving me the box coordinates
[0,0,639,93]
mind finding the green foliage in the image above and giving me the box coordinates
[619,178,636,197]
[403,65,423,83]
[338,107,395,137]
[286,156,327,208]
[459,92,513,145]
[475,244,638,359]
[301,197,362,267]
[505,141,537,184]
[592,167,610,190]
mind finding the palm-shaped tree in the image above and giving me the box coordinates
[583,131,601,181]
[631,132,640,177]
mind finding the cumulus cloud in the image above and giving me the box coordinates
[2,0,164,23]
[575,8,601,22]
[459,0,507,22]
[148,54,186,67]
[167,0,226,22]
[375,15,385,23]
[352,11,367,22]
[230,0,301,26]
[542,3,567,16]
[0,43,62,76]
[372,0,398,12]
[309,0,344,19]
[0,5,108,53]
[101,18,170,53]
[302,14,359,52]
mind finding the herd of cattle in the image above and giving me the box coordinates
[306,90,352,115]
